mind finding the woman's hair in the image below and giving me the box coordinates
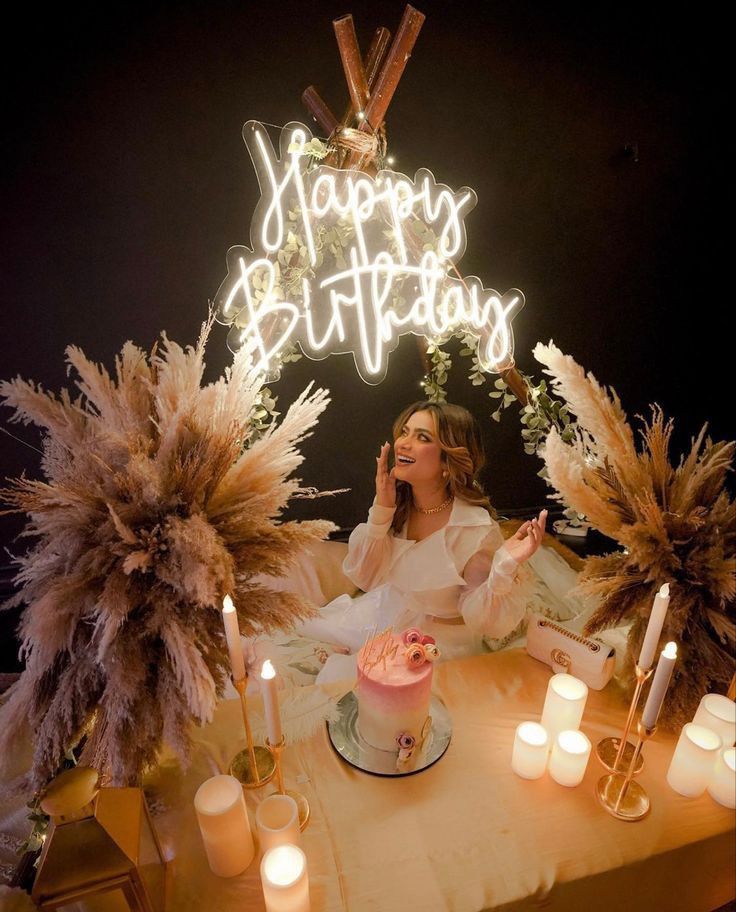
[390,401,493,533]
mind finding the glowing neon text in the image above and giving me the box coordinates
[214,121,524,384]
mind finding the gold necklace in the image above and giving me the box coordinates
[413,495,453,515]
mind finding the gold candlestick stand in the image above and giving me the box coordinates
[266,737,310,831]
[597,720,655,821]
[229,674,276,788]
[596,664,652,774]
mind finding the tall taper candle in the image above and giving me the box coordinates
[222,595,246,681]
[637,583,670,672]
[641,641,677,729]
[261,660,283,745]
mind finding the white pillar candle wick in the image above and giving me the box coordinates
[261,660,283,745]
[637,582,670,671]
[548,730,592,787]
[707,747,736,809]
[666,722,722,798]
[540,674,588,744]
[222,595,246,681]
[511,721,549,779]
[261,844,310,912]
[641,641,677,729]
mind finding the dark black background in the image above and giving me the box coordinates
[0,1,729,665]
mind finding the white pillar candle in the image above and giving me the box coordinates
[666,723,722,798]
[548,730,592,787]
[707,747,736,809]
[540,674,588,743]
[261,660,283,745]
[256,794,301,854]
[261,844,310,912]
[222,595,246,681]
[194,774,255,877]
[637,583,670,671]
[511,722,549,779]
[641,641,677,729]
[693,694,736,747]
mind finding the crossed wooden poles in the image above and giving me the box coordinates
[300,5,528,404]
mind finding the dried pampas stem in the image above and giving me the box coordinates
[534,341,735,729]
[0,320,336,790]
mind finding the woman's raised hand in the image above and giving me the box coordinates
[503,509,548,565]
[375,441,397,508]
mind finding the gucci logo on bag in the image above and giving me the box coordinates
[550,648,571,669]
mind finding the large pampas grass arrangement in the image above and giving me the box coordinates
[0,319,334,790]
[534,341,735,728]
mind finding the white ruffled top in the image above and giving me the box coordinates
[343,498,526,640]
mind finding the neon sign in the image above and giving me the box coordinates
[214,120,524,384]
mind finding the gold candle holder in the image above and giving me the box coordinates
[229,673,275,789]
[596,720,655,821]
[596,664,652,774]
[266,737,310,831]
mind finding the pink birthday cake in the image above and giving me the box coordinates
[356,628,439,753]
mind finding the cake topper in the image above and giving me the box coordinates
[361,627,400,673]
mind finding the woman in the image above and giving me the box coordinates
[298,401,547,661]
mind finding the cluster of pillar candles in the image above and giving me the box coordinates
[194,778,309,910]
[191,595,311,912]
[511,583,736,811]
[190,585,733,905]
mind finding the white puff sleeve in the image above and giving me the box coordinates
[342,502,398,592]
[458,526,527,639]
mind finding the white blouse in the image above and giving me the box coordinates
[343,497,527,641]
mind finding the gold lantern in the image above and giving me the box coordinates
[31,766,166,911]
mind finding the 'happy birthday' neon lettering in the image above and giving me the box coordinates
[214,120,524,384]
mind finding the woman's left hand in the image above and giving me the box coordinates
[503,509,548,565]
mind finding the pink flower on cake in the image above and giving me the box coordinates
[423,643,441,662]
[402,628,423,646]
[397,732,417,765]
[420,634,436,646]
[405,643,427,667]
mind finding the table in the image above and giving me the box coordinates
[154,649,735,911]
[2,649,735,911]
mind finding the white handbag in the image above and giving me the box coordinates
[525,613,616,690]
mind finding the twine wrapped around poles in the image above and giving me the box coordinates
[330,124,387,170]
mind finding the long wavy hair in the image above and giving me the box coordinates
[390,401,493,533]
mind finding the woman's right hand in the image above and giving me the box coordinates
[375,441,397,508]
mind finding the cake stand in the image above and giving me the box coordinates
[327,692,452,776]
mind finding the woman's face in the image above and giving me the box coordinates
[393,410,445,488]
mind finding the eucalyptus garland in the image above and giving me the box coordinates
[422,336,586,525]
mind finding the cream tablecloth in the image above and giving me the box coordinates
[2,649,735,911]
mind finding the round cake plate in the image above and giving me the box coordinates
[327,692,452,777]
